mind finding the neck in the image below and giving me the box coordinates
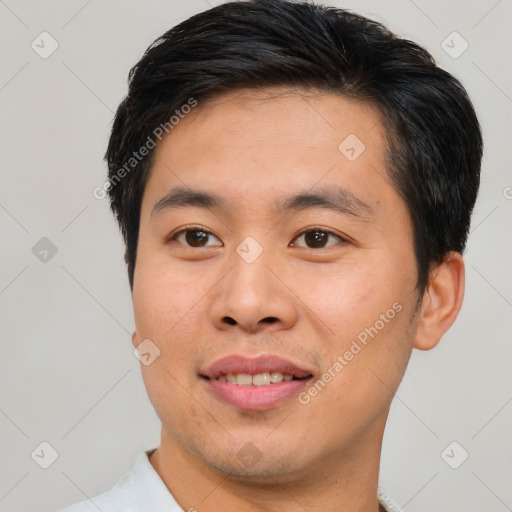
[149,418,387,512]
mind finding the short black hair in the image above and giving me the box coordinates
[105,0,482,295]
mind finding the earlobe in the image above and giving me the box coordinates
[413,252,465,351]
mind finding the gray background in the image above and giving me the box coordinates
[0,1,510,511]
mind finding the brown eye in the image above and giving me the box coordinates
[293,229,343,249]
[171,229,222,248]
[185,230,209,247]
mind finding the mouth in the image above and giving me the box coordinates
[200,354,314,411]
[205,371,310,386]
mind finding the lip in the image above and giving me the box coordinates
[201,354,313,379]
[200,354,314,412]
[204,378,311,411]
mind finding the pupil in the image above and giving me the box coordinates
[305,230,327,248]
[186,230,208,247]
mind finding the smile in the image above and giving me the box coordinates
[200,353,315,411]
[213,372,303,385]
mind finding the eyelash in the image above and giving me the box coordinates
[167,225,347,249]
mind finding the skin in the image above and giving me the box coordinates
[131,87,465,512]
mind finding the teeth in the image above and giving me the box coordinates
[235,373,253,386]
[215,372,297,385]
[270,371,283,383]
[253,373,271,386]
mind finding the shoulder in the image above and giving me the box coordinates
[57,462,141,512]
[57,449,181,512]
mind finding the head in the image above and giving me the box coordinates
[105,0,482,483]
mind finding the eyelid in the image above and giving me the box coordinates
[167,225,349,249]
[167,225,223,246]
[290,226,348,248]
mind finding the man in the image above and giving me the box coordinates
[61,0,482,510]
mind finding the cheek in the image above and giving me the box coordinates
[133,265,206,419]
[296,259,413,383]
[132,256,221,381]
[291,258,397,336]
[299,302,413,438]
[133,259,206,336]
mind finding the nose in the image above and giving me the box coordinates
[208,248,299,334]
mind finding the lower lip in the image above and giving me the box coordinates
[203,377,311,411]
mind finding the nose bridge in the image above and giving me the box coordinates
[229,236,278,308]
[210,236,298,332]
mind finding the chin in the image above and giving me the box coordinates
[195,445,310,485]
[207,459,305,486]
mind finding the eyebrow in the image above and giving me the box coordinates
[150,185,373,219]
[274,186,373,219]
[151,187,226,217]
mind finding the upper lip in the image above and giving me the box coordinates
[201,354,314,379]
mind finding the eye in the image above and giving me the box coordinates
[291,228,345,249]
[169,227,222,248]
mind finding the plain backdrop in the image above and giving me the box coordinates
[0,1,510,511]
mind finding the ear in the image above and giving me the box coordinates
[413,252,465,351]
[132,331,139,349]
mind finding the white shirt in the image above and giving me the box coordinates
[59,448,400,512]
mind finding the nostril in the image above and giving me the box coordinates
[222,316,278,326]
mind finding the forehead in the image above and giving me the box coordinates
[143,86,394,218]
[164,86,386,154]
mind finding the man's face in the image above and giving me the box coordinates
[132,87,420,481]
